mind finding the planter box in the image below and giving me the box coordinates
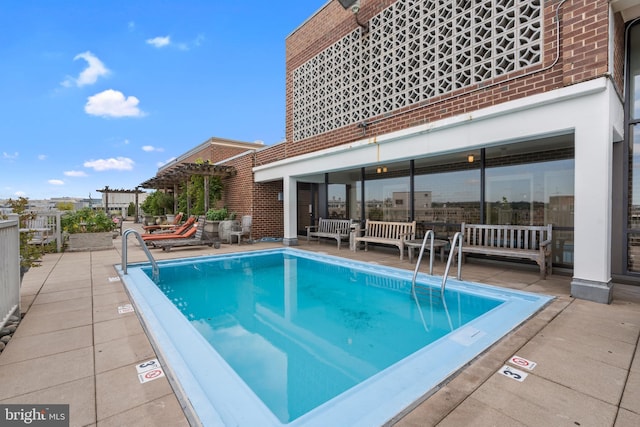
[67,232,114,252]
[204,220,220,235]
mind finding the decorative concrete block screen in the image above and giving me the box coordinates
[292,0,543,141]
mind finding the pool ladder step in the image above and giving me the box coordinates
[411,230,463,299]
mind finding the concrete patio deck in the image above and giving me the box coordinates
[1,221,639,426]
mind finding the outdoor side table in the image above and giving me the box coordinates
[405,239,449,263]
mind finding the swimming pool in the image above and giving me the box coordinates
[119,248,552,426]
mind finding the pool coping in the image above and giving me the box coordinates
[117,247,554,427]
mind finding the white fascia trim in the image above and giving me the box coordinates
[254,77,608,182]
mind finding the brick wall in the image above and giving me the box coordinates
[561,0,610,85]
[216,0,618,240]
[282,0,611,155]
[613,11,625,94]
[220,146,287,239]
[252,181,284,239]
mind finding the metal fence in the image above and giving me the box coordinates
[0,220,20,330]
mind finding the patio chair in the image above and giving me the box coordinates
[230,215,252,245]
[142,212,184,233]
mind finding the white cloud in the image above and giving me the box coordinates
[84,157,135,172]
[61,51,110,87]
[38,154,47,160]
[64,170,88,177]
[128,21,136,31]
[147,34,204,51]
[14,191,27,197]
[142,145,164,152]
[147,36,171,48]
[85,89,145,118]
[48,179,64,185]
[3,152,18,160]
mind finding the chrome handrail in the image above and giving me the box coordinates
[411,230,435,292]
[441,231,462,298]
[411,230,434,332]
[122,229,159,282]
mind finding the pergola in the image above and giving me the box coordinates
[96,186,146,221]
[139,163,237,215]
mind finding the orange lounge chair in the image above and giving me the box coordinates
[151,222,217,251]
[142,216,197,241]
[142,212,184,233]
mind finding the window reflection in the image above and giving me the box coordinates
[365,175,410,221]
[414,169,480,238]
[318,142,574,266]
[327,184,348,219]
[485,159,574,226]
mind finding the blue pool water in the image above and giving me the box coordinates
[119,248,552,427]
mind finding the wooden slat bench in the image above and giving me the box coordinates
[460,223,553,279]
[306,218,352,249]
[24,217,56,246]
[353,220,416,260]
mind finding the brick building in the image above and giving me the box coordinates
[147,1,640,304]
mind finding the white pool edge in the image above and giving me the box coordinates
[118,248,553,427]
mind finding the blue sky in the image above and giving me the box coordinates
[0,1,326,200]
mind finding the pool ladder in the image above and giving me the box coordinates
[121,229,159,282]
[411,230,463,299]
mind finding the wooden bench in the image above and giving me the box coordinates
[353,220,416,260]
[460,223,553,279]
[306,218,352,249]
[24,217,56,246]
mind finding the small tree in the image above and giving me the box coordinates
[177,175,223,215]
[141,191,173,216]
[127,202,136,217]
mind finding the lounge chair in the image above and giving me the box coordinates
[151,219,216,251]
[142,212,184,233]
[142,216,197,242]
[230,215,252,245]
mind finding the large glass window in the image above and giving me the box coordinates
[414,155,480,239]
[364,163,410,222]
[327,184,348,219]
[328,170,361,221]
[485,143,574,267]
[628,124,640,272]
[627,24,640,273]
[304,139,574,267]
[484,160,574,226]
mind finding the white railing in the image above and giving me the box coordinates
[0,220,20,330]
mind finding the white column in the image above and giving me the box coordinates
[283,176,299,246]
[570,89,616,303]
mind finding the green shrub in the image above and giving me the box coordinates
[206,207,228,221]
[61,208,116,234]
[141,191,174,216]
